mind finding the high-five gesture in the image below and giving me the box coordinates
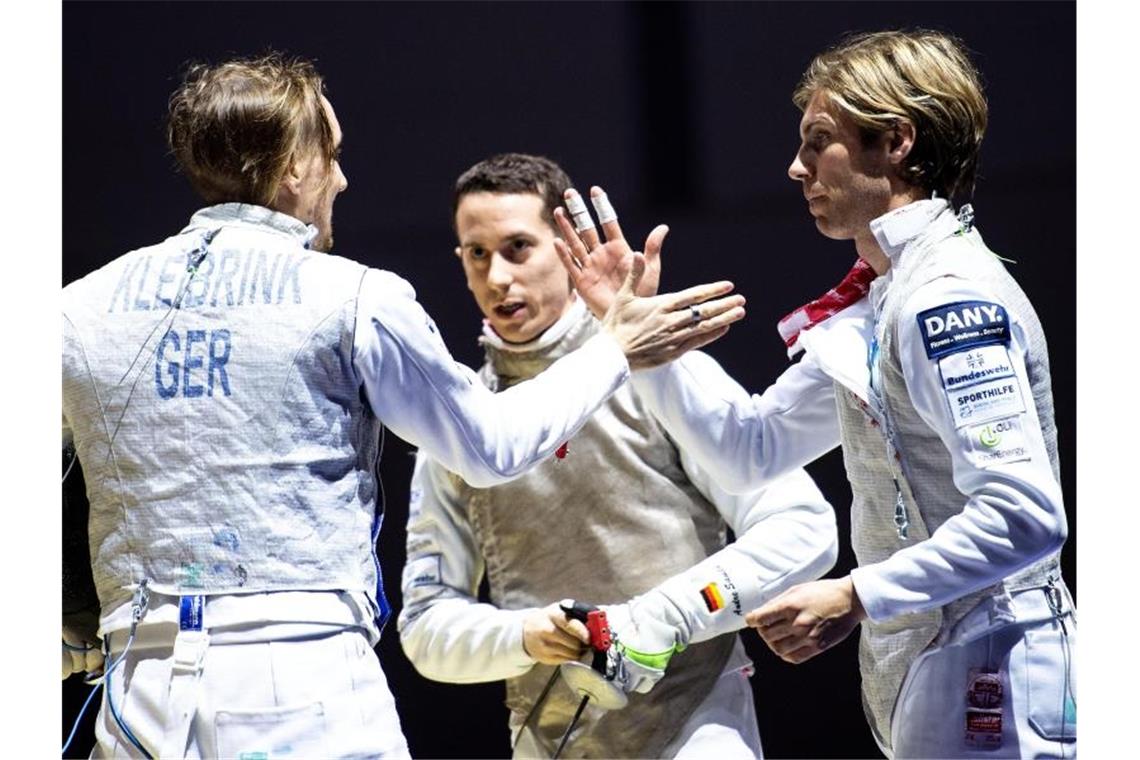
[554,185,745,368]
[600,253,745,370]
[554,186,668,317]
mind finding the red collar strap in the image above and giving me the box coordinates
[777,259,876,355]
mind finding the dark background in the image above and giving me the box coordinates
[62,2,1075,758]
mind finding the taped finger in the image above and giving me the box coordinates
[590,186,624,243]
[564,189,601,249]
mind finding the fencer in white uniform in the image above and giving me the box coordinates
[398,153,838,758]
[554,31,1075,760]
[61,56,743,758]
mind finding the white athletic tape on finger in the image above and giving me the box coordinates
[591,192,618,224]
[565,191,596,232]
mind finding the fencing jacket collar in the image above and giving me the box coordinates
[182,203,321,248]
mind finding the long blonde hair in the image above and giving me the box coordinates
[794,30,988,201]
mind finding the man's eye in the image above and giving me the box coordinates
[510,239,531,253]
[810,131,830,149]
[469,247,487,260]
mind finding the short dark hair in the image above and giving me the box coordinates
[167,53,335,206]
[452,153,573,230]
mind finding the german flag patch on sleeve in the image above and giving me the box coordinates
[701,583,725,613]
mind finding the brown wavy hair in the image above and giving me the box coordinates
[167,53,335,206]
[794,30,988,201]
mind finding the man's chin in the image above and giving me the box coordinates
[490,319,544,345]
[813,217,850,241]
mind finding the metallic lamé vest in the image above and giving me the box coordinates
[62,205,385,624]
[835,210,1064,750]
[452,309,736,758]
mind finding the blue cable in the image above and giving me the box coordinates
[61,682,102,756]
[101,629,154,759]
[62,640,96,652]
[105,661,152,759]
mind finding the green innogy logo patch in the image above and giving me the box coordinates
[979,424,1002,448]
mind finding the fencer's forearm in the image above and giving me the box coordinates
[631,352,840,493]
[355,270,628,487]
[398,600,535,683]
[651,500,838,643]
[850,469,1066,622]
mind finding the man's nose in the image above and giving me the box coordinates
[487,253,513,289]
[788,151,810,182]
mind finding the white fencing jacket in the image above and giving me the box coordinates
[62,204,629,641]
[630,199,1070,748]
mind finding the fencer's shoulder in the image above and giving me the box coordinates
[897,274,1021,365]
[357,267,418,304]
[903,273,1004,318]
[62,241,168,310]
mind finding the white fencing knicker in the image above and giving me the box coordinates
[93,593,411,759]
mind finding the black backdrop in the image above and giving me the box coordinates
[62,2,1075,758]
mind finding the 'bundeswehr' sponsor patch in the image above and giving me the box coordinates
[917,300,1010,359]
[938,345,1015,392]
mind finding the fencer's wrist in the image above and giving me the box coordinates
[518,607,545,663]
[635,588,689,645]
[848,567,887,623]
[844,576,868,623]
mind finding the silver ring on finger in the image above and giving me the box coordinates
[689,305,702,324]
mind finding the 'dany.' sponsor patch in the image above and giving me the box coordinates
[917,300,1010,359]
[962,415,1032,468]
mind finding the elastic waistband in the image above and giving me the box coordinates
[101,589,376,643]
[941,578,1073,649]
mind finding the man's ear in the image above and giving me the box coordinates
[886,119,916,166]
[279,153,306,197]
[269,155,306,213]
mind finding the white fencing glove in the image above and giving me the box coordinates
[599,591,687,695]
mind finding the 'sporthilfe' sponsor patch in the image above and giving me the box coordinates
[938,345,1015,392]
[947,377,1025,428]
[918,300,1010,359]
[963,415,1032,468]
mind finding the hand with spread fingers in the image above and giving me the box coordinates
[554,185,745,369]
[746,577,867,665]
[552,186,667,316]
[522,602,591,666]
[600,254,745,370]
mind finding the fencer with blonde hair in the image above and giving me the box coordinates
[557,28,1076,759]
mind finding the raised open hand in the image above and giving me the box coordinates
[553,186,667,317]
[602,253,746,370]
